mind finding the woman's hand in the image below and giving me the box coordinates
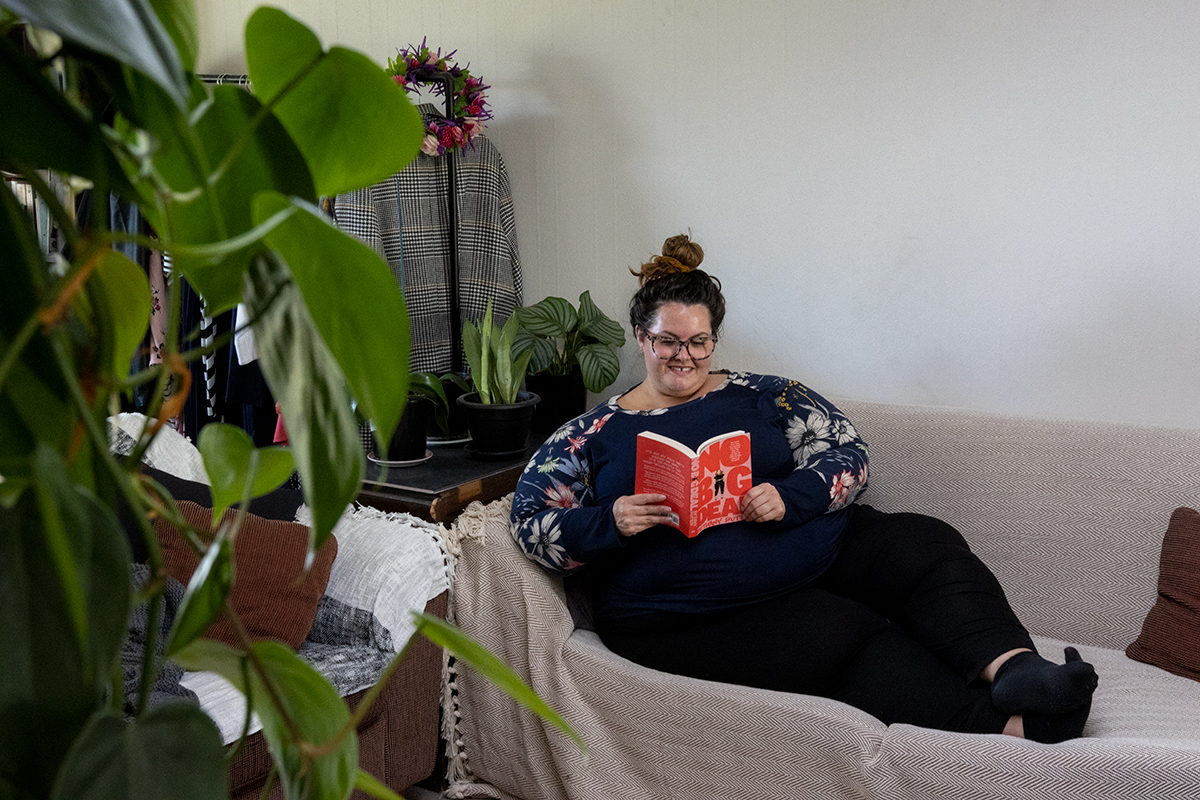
[613,494,673,536]
[742,483,786,523]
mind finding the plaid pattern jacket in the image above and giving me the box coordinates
[335,120,523,372]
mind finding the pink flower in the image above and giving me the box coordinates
[438,126,457,149]
[463,119,482,138]
[543,480,578,509]
[585,413,614,435]
[567,436,586,453]
[420,134,440,156]
[468,100,484,116]
[829,470,855,504]
[392,74,406,87]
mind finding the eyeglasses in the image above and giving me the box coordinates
[644,333,718,360]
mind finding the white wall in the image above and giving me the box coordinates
[197,1,1200,428]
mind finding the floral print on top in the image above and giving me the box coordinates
[510,372,870,620]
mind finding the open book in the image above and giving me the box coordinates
[634,430,752,538]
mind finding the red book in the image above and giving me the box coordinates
[634,430,752,538]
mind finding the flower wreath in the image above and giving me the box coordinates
[386,40,492,157]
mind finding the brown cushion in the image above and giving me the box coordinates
[1126,507,1200,681]
[154,500,337,649]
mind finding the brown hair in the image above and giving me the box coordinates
[628,234,726,335]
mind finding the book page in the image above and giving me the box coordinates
[634,434,694,532]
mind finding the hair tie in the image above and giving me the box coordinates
[654,255,691,273]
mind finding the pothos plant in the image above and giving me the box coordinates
[0,2,577,799]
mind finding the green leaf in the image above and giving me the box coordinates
[50,705,227,800]
[478,301,494,403]
[513,329,557,375]
[147,0,198,73]
[494,313,515,405]
[0,447,131,797]
[414,613,585,753]
[0,189,72,462]
[516,296,577,339]
[0,34,136,196]
[245,7,424,197]
[197,422,295,523]
[155,85,315,314]
[577,343,621,394]
[408,372,449,432]
[243,252,362,554]
[354,769,406,800]
[5,0,190,109]
[88,250,152,378]
[577,290,626,347]
[461,319,485,402]
[177,640,357,800]
[164,529,232,657]
[254,193,409,444]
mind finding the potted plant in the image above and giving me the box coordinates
[0,3,576,797]
[514,290,626,432]
[375,372,450,462]
[459,300,539,456]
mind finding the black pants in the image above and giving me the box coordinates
[596,506,1035,734]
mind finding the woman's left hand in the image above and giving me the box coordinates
[741,483,786,523]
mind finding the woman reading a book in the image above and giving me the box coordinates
[510,234,1098,743]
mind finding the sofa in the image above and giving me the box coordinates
[111,414,450,799]
[441,398,1200,799]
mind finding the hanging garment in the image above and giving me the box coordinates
[335,122,523,372]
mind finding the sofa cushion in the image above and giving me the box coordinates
[154,500,337,649]
[1126,507,1200,681]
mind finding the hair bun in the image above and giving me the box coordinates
[630,233,705,285]
[661,234,703,269]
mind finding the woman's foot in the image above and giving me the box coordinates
[991,646,1098,716]
[1019,693,1094,743]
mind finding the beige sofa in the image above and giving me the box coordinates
[441,398,1200,799]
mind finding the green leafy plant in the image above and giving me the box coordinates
[462,299,533,404]
[0,2,579,798]
[406,371,452,435]
[514,290,626,393]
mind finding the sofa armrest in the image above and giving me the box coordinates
[296,503,451,660]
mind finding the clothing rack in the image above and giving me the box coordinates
[196,71,464,370]
[195,73,252,87]
[410,73,463,371]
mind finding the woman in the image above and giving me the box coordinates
[511,234,1098,742]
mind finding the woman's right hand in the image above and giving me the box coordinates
[613,494,672,537]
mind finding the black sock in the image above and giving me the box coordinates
[1022,694,1093,744]
[991,646,1098,716]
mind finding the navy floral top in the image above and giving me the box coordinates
[510,372,870,621]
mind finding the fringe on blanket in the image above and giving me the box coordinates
[440,495,513,798]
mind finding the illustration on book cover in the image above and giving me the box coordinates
[634,430,752,537]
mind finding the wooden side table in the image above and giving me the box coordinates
[356,435,539,524]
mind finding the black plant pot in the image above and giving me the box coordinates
[526,371,589,433]
[382,396,430,461]
[456,391,540,457]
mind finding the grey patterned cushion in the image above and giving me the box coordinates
[1126,507,1200,681]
